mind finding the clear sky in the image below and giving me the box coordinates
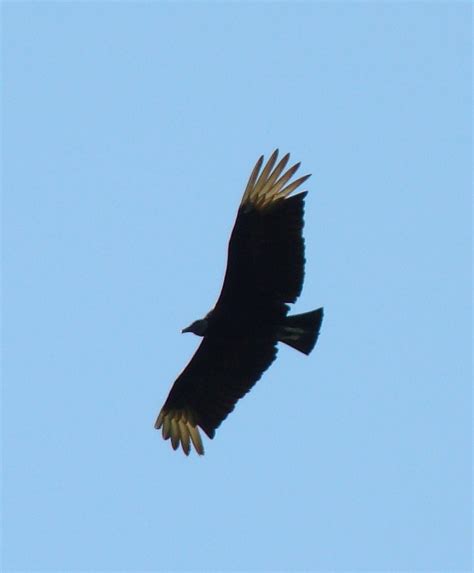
[2,2,471,572]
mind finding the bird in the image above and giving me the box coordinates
[155,150,324,455]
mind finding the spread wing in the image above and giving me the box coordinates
[155,334,278,455]
[215,150,310,309]
[155,151,311,455]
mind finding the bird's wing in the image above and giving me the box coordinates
[215,150,311,310]
[155,334,278,455]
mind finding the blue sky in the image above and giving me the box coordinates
[2,2,471,572]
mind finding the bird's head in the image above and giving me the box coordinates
[182,318,208,336]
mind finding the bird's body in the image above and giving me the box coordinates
[155,150,323,455]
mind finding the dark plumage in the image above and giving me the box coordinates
[155,150,324,455]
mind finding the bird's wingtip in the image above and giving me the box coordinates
[155,408,205,456]
[241,151,310,209]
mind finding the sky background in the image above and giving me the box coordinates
[2,2,471,572]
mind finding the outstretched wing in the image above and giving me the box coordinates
[215,149,311,310]
[155,334,278,455]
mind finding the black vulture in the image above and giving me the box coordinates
[155,150,324,455]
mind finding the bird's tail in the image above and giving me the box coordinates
[279,308,324,355]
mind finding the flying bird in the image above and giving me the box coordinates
[155,150,324,455]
